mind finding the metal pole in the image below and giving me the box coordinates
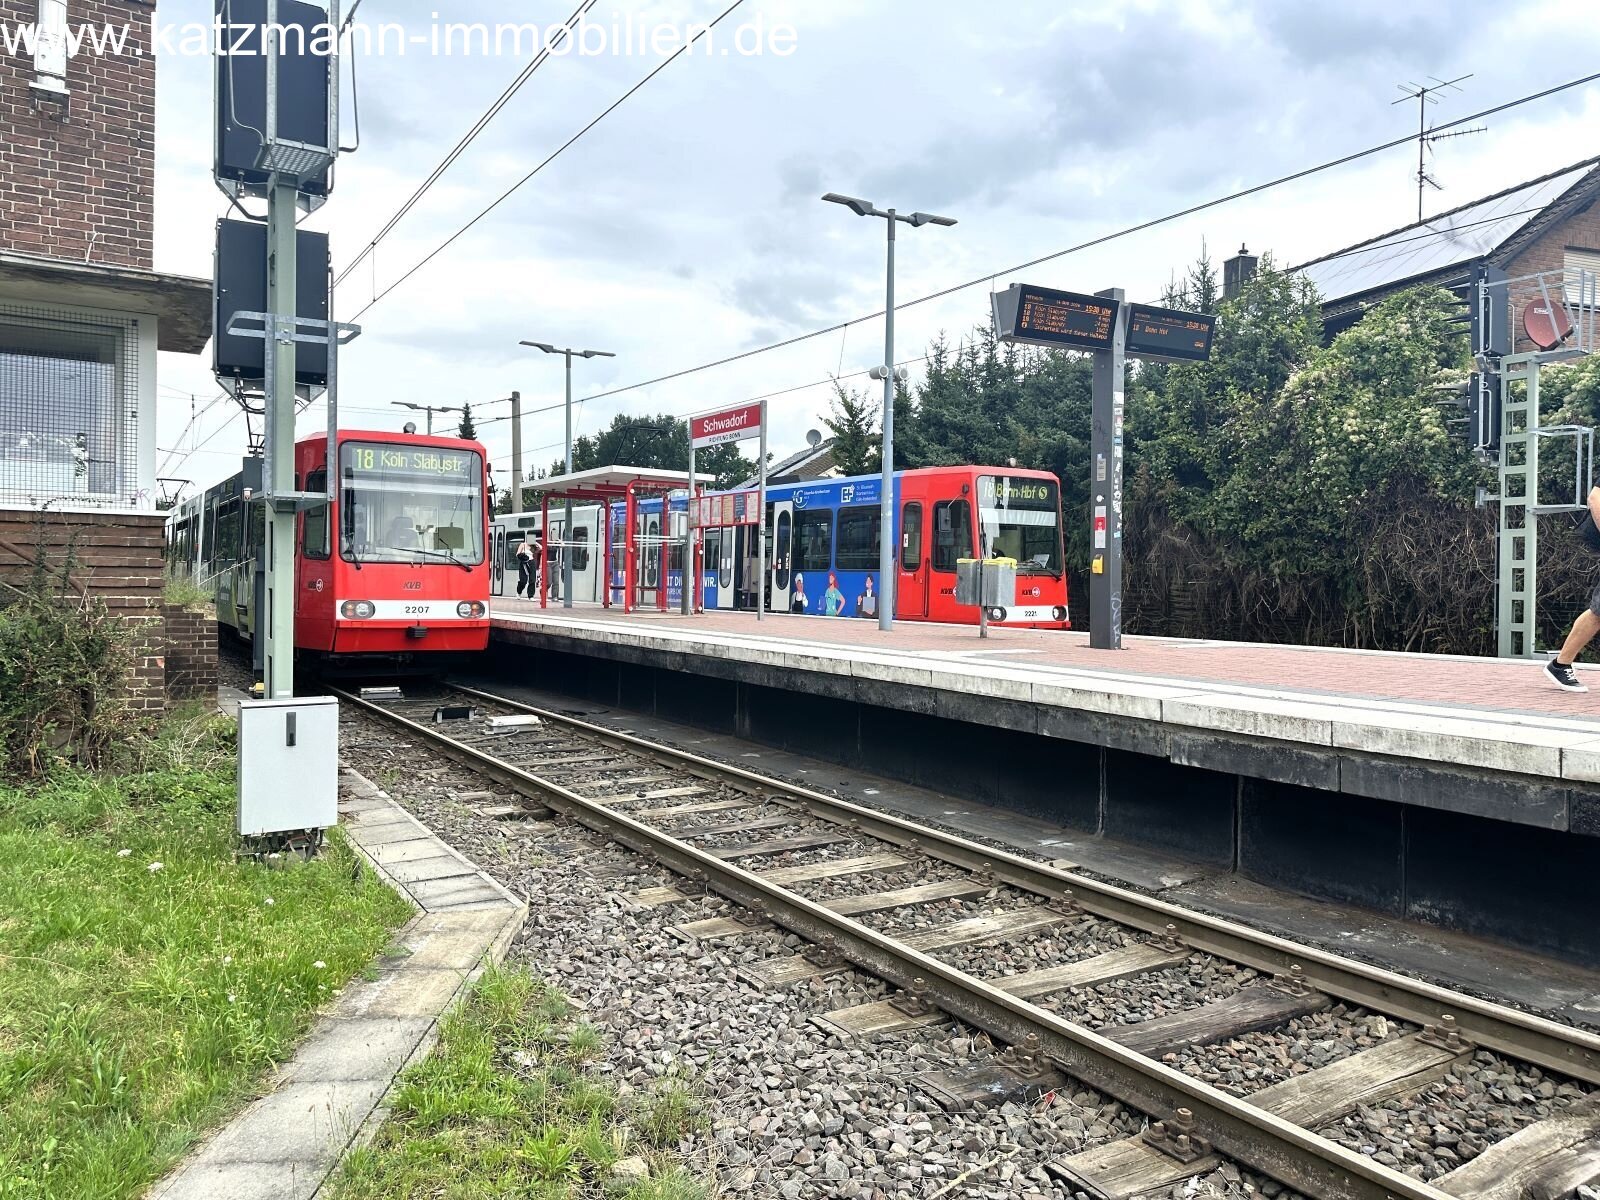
[263,175,298,698]
[878,213,897,632]
[1089,287,1127,651]
[563,352,574,608]
[510,390,523,512]
[682,440,694,615]
[757,405,767,622]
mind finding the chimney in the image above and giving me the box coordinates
[1224,244,1258,300]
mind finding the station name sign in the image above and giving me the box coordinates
[691,402,764,449]
[992,284,1118,352]
[994,283,1215,363]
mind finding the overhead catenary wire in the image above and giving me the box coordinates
[349,0,752,322]
[332,0,599,289]
[571,69,1600,407]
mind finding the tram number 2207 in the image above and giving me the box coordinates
[404,604,430,615]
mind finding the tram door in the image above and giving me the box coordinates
[768,500,792,613]
[717,527,736,609]
[896,500,928,619]
[491,525,507,597]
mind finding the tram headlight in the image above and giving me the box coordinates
[987,607,1007,622]
[1052,606,1067,622]
[457,601,486,618]
[340,600,376,620]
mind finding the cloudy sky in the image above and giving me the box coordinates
[152,0,1600,494]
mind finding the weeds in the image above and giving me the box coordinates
[632,1079,707,1149]
[161,569,213,613]
[0,517,136,776]
[329,966,707,1200]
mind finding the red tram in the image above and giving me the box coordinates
[168,429,492,663]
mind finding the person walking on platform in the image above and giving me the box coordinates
[1546,484,1600,692]
[515,540,535,598]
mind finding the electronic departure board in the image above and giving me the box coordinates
[1125,304,1216,362]
[993,284,1120,352]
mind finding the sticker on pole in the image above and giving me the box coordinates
[691,403,764,449]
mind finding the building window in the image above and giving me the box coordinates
[0,304,141,507]
[1564,248,1600,308]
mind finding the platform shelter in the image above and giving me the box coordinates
[523,465,712,614]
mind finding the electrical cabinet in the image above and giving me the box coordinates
[237,696,339,836]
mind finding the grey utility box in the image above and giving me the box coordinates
[955,558,1017,608]
[237,696,340,836]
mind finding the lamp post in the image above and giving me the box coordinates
[822,193,956,632]
[519,341,616,608]
[390,400,463,436]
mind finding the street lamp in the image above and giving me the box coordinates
[519,341,616,609]
[390,400,463,436]
[822,192,956,631]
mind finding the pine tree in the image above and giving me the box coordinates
[822,382,881,476]
[457,403,477,441]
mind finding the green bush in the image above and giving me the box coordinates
[0,521,135,778]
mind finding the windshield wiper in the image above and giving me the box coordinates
[412,546,474,573]
[342,535,363,570]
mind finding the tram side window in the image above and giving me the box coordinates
[835,506,880,571]
[931,500,971,572]
[216,496,242,565]
[303,469,329,558]
[202,492,219,564]
[793,511,833,574]
[901,502,922,570]
[703,529,721,578]
[573,526,590,572]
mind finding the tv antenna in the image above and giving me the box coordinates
[1394,75,1486,223]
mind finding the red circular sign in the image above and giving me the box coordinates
[1523,297,1574,351]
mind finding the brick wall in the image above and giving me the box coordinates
[0,507,166,711]
[1505,198,1600,354]
[0,0,156,268]
[162,602,215,703]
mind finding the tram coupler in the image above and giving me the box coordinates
[1142,1107,1213,1164]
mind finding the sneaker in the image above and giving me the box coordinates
[1545,659,1588,693]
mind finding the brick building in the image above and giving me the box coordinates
[1294,155,1600,352]
[0,0,212,710]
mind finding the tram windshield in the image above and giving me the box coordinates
[976,475,1062,575]
[339,441,485,565]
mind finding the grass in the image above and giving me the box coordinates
[0,713,412,1200]
[329,966,710,1200]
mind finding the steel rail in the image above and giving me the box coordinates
[441,682,1600,1086]
[343,686,1490,1200]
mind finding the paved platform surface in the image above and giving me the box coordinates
[148,771,525,1200]
[491,601,1600,784]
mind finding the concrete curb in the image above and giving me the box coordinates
[146,767,527,1200]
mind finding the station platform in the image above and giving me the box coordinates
[487,600,1600,964]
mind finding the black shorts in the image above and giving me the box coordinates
[1589,579,1600,617]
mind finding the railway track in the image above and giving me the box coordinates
[335,681,1600,1200]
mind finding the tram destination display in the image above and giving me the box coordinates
[992,284,1119,352]
[1125,304,1216,362]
